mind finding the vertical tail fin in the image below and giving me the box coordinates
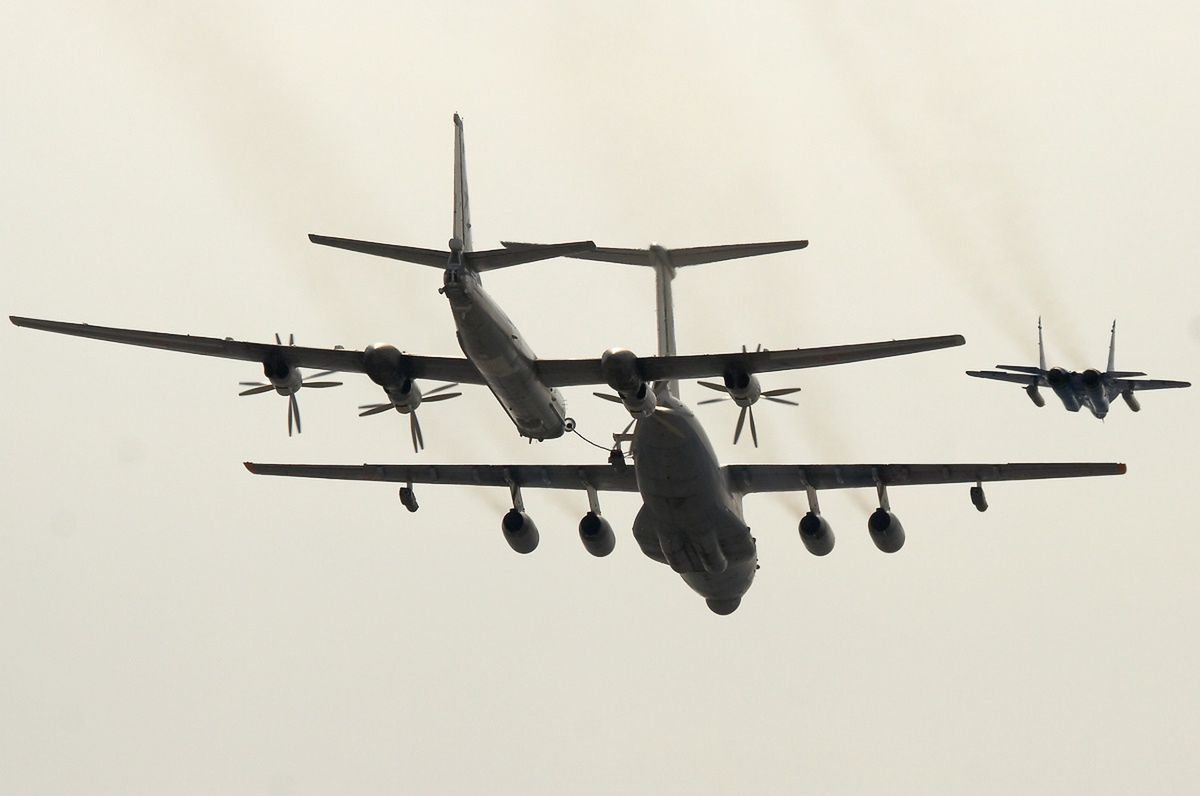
[452,113,472,253]
[1107,320,1117,373]
[1037,316,1046,372]
[649,245,678,397]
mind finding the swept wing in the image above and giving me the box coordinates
[244,460,1123,496]
[9,316,488,384]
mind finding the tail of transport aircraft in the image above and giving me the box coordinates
[309,114,594,271]
[500,240,810,396]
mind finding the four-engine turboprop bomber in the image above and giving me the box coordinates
[967,319,1190,419]
[308,114,811,444]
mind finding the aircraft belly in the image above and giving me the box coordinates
[632,408,757,607]
[447,291,564,439]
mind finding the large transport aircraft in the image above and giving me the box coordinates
[967,318,1190,419]
[244,253,1126,615]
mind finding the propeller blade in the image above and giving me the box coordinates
[593,392,624,403]
[290,393,301,435]
[734,406,747,445]
[305,369,338,380]
[424,382,461,397]
[697,398,730,405]
[764,396,800,406]
[410,413,424,453]
[358,403,395,417]
[289,332,294,346]
[697,381,728,393]
[239,384,275,396]
[748,404,758,448]
[763,387,803,397]
[275,332,282,345]
[239,381,267,386]
[301,381,342,388]
[287,396,294,436]
[421,392,462,403]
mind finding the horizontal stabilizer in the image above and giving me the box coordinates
[966,370,1039,385]
[468,241,596,271]
[995,365,1045,375]
[501,240,808,267]
[309,234,449,268]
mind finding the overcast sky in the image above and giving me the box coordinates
[4,3,1200,794]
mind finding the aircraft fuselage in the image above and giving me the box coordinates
[1046,368,1120,419]
[629,393,757,614]
[442,266,568,440]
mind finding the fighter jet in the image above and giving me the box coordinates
[967,319,1190,419]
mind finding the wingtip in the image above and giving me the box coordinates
[1117,463,1127,475]
[243,462,259,474]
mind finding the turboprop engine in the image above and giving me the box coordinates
[722,367,761,406]
[261,351,302,394]
[600,348,656,417]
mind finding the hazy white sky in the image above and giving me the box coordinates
[4,2,1200,794]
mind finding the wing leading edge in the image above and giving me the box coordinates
[244,460,1123,497]
[9,316,488,384]
[538,335,966,388]
[725,462,1125,494]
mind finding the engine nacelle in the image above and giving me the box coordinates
[798,512,835,556]
[1047,368,1082,411]
[578,512,616,557]
[1025,384,1046,407]
[1122,389,1141,412]
[1081,368,1109,412]
[970,485,988,512]
[867,509,906,553]
[501,509,540,554]
[363,343,406,387]
[723,368,761,406]
[621,382,657,418]
[262,352,301,393]
[601,348,656,417]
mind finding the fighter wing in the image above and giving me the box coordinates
[724,462,1125,495]
[966,370,1042,385]
[244,462,640,492]
[1113,378,1192,392]
[9,316,488,384]
[537,335,966,388]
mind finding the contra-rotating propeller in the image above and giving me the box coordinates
[237,333,343,436]
[358,381,462,453]
[696,344,801,447]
